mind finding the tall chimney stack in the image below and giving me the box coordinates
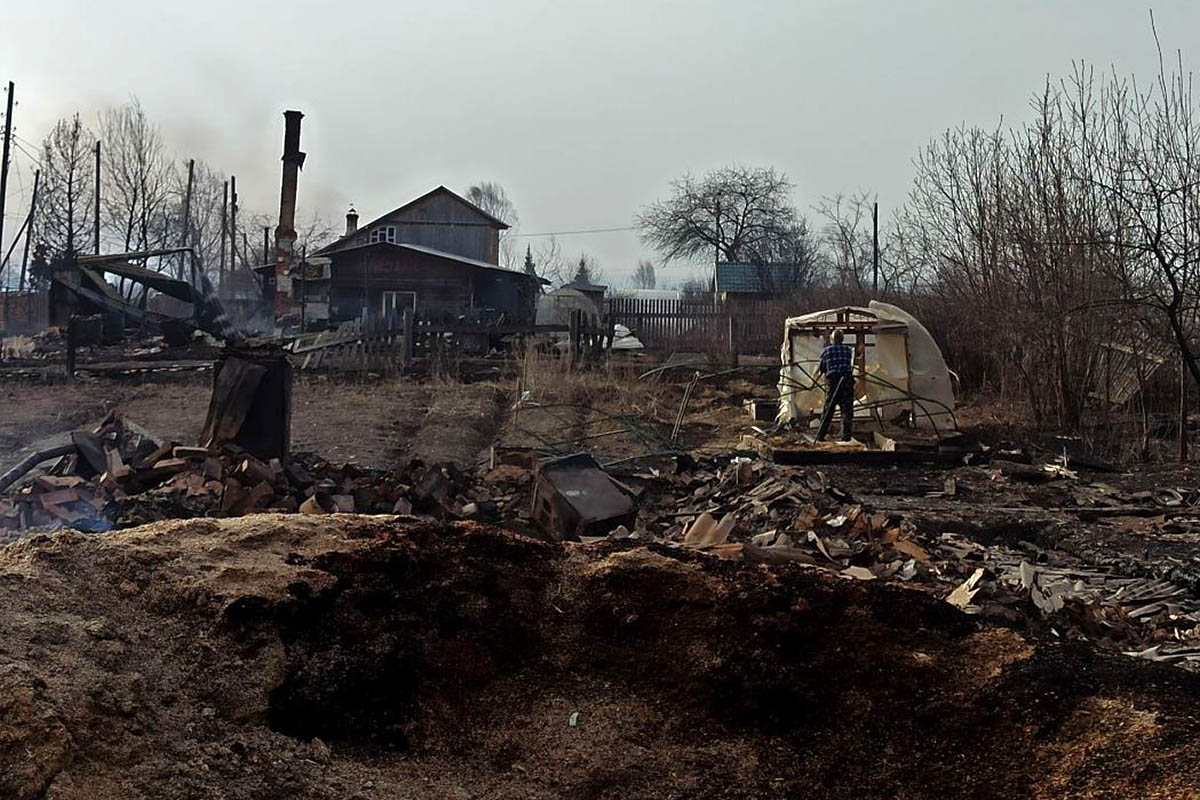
[272,110,306,329]
[346,206,358,236]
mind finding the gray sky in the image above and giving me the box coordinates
[3,0,1198,286]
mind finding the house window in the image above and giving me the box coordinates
[381,291,416,318]
[369,225,397,244]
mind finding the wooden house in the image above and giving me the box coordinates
[304,186,540,327]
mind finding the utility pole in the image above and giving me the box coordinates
[0,210,28,274]
[180,158,194,284]
[1181,352,1189,462]
[872,201,879,296]
[18,169,38,291]
[0,81,14,277]
[93,140,101,254]
[263,226,269,266]
[219,180,228,289]
[229,175,238,269]
[300,244,307,334]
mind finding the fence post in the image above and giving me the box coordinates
[727,310,735,362]
[65,315,77,381]
[589,315,602,363]
[401,308,413,371]
[568,309,580,370]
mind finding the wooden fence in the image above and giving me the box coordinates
[289,312,571,373]
[606,297,788,355]
[290,317,412,373]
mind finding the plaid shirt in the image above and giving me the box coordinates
[818,343,854,378]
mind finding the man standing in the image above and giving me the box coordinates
[815,328,855,441]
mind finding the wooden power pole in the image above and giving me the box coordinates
[219,180,228,289]
[872,201,879,296]
[229,175,238,268]
[0,81,14,276]
[180,159,194,284]
[94,140,101,254]
[18,168,38,291]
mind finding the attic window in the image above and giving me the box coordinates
[369,225,397,244]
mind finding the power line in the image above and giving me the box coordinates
[12,138,42,169]
[512,225,637,237]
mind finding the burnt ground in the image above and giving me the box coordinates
[3,514,1200,800]
[0,373,506,470]
[4,362,1200,796]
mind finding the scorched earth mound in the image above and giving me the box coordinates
[1,513,1198,799]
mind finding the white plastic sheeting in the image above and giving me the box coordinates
[538,288,643,350]
[776,303,955,432]
[537,288,602,327]
[868,301,955,431]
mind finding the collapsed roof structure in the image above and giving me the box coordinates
[49,249,243,343]
[777,301,956,435]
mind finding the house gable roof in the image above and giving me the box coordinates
[315,185,510,256]
[394,185,511,229]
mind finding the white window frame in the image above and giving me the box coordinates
[381,290,416,316]
[369,225,397,244]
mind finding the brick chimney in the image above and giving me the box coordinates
[346,206,358,236]
[271,109,306,328]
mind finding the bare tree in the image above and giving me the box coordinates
[533,235,567,284]
[179,161,228,281]
[814,193,918,300]
[465,181,520,268]
[99,99,173,257]
[36,113,94,262]
[1082,50,1200,392]
[890,49,1200,430]
[632,258,656,289]
[241,209,338,266]
[637,165,806,264]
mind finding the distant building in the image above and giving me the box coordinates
[620,289,680,301]
[713,262,808,304]
[299,186,542,328]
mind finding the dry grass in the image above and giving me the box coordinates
[502,345,764,464]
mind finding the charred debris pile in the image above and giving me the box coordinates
[2,402,1200,675]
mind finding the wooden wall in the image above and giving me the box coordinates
[0,290,50,334]
[328,189,501,265]
[390,191,500,265]
[328,248,535,325]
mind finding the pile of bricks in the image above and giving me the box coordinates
[0,416,535,536]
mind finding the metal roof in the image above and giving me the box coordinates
[714,262,805,294]
[327,241,542,282]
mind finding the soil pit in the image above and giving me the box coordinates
[1,514,1198,799]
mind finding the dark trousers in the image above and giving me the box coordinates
[815,375,855,442]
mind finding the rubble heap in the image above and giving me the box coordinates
[4,422,1199,674]
[0,415,530,539]
[619,455,1200,671]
